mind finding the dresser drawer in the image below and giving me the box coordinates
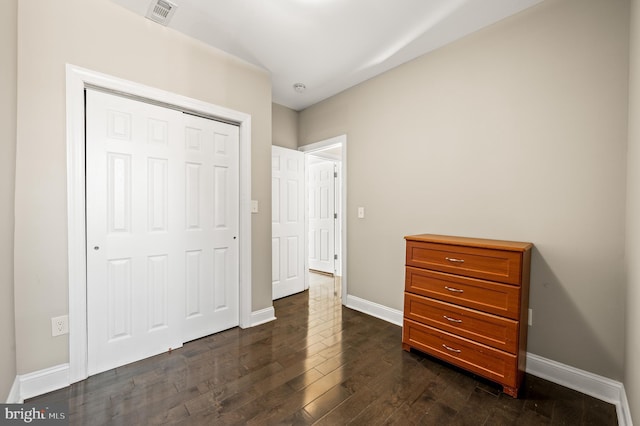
[403,319,517,387]
[404,293,518,353]
[406,240,523,285]
[405,266,520,320]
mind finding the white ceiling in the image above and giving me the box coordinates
[111,0,543,111]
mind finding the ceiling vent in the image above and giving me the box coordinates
[145,0,177,26]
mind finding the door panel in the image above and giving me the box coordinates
[272,146,305,299]
[181,114,239,342]
[87,90,184,375]
[308,161,335,274]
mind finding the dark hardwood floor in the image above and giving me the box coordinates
[29,273,618,425]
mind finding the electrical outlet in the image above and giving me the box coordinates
[528,309,533,326]
[51,315,69,337]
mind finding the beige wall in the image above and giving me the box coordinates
[0,0,17,401]
[14,0,272,374]
[272,103,299,149]
[627,0,640,422]
[299,0,629,380]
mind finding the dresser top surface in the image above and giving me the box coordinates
[405,234,533,252]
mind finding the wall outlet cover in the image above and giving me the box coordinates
[51,315,69,337]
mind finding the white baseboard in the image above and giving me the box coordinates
[619,383,633,426]
[15,364,70,403]
[6,376,21,403]
[345,294,403,326]
[249,306,276,327]
[526,353,631,426]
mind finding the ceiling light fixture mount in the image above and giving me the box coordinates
[293,83,306,93]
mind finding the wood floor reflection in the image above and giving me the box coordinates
[29,273,618,425]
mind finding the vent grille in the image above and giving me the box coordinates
[145,0,177,26]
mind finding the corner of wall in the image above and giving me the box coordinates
[0,0,18,405]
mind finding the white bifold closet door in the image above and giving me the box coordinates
[86,89,239,375]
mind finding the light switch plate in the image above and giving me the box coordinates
[357,207,365,218]
[251,200,259,214]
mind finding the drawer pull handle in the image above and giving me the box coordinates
[443,315,462,323]
[442,344,461,353]
[445,257,465,263]
[444,286,464,293]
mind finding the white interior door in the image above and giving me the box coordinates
[308,160,335,274]
[86,89,239,375]
[272,146,305,299]
[181,114,239,342]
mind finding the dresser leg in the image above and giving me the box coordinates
[503,385,519,398]
[402,343,411,352]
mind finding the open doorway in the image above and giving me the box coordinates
[300,135,347,302]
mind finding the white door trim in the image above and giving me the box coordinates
[66,64,252,384]
[299,135,347,302]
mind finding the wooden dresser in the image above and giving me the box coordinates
[402,234,532,397]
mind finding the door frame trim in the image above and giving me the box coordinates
[65,64,252,383]
[299,135,347,302]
